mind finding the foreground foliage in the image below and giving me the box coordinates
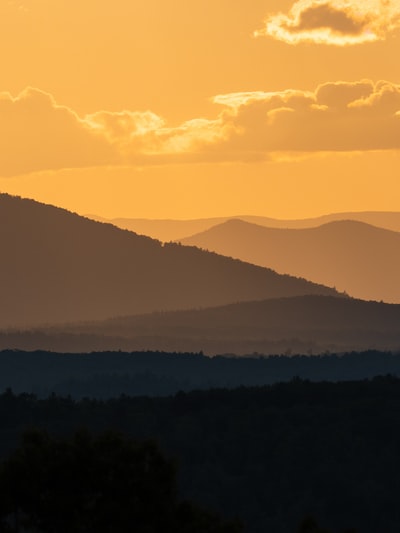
[1,377,400,531]
[0,429,241,533]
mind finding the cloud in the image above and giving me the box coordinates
[1,81,400,176]
[316,80,375,107]
[211,80,400,154]
[0,88,117,176]
[7,0,29,13]
[255,0,400,45]
[0,87,232,176]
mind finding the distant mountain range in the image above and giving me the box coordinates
[88,211,400,242]
[180,219,400,303]
[3,295,400,355]
[0,194,336,329]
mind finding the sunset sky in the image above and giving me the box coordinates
[1,0,399,219]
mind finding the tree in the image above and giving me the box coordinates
[0,429,241,533]
[298,516,332,533]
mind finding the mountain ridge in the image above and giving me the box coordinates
[0,194,338,328]
[180,218,400,303]
[86,211,400,241]
[2,295,400,355]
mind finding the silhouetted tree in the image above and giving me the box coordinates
[298,516,332,533]
[0,429,241,533]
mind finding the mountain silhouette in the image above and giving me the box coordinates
[4,295,400,354]
[87,211,400,242]
[0,194,337,328]
[180,218,400,303]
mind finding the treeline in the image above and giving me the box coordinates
[2,377,400,532]
[1,349,400,398]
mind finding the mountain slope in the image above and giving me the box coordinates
[180,219,400,303]
[87,211,400,242]
[3,295,400,354]
[0,194,337,328]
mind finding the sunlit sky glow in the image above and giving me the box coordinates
[0,0,399,218]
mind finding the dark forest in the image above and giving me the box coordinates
[2,376,400,532]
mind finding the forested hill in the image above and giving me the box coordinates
[0,194,337,328]
[5,295,399,354]
[1,349,400,398]
[2,377,400,533]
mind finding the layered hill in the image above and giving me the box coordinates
[2,295,400,354]
[0,194,337,329]
[180,219,400,303]
[88,211,400,242]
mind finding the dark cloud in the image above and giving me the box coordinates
[283,3,370,35]
[255,0,400,45]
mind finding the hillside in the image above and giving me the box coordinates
[3,295,400,354]
[88,211,400,242]
[0,194,337,328]
[1,350,400,398]
[3,379,400,533]
[180,219,400,303]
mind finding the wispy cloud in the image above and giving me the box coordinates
[1,81,400,176]
[255,0,400,45]
[0,88,117,176]
[7,0,29,13]
[0,87,230,176]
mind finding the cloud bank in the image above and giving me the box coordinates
[255,0,400,45]
[1,80,400,175]
[213,80,400,154]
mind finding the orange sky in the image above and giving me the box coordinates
[0,0,399,219]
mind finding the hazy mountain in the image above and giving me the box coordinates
[87,215,232,242]
[87,211,400,242]
[180,219,400,303]
[0,194,337,329]
[4,295,400,355]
